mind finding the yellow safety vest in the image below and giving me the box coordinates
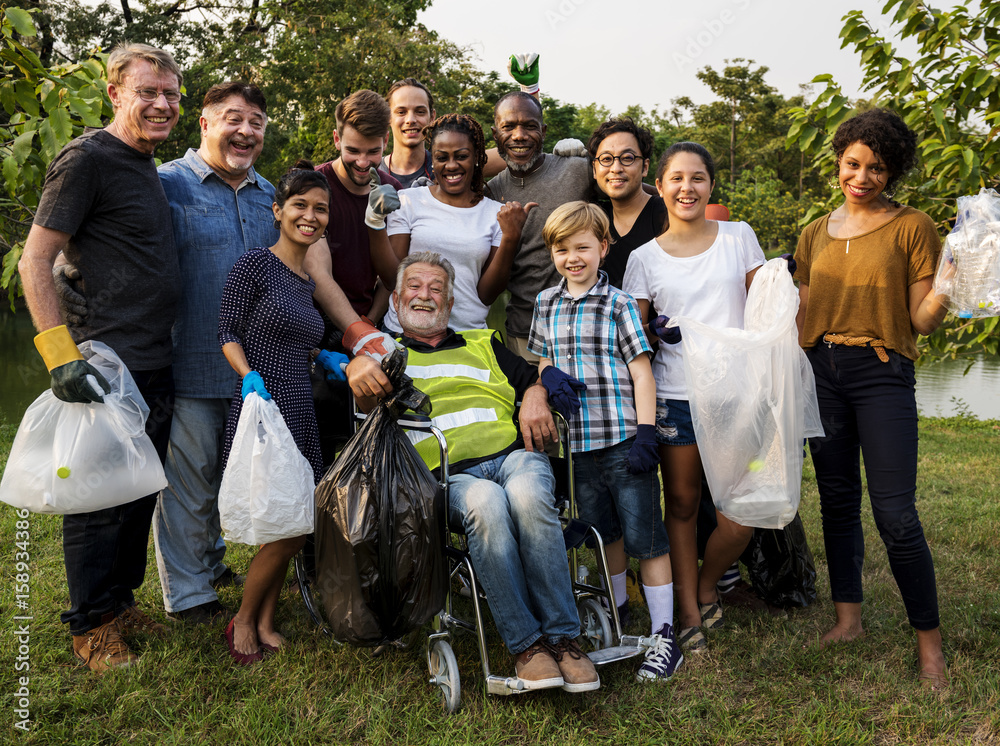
[405,330,519,472]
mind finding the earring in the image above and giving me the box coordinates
[829,175,840,189]
[273,218,280,229]
[883,185,896,200]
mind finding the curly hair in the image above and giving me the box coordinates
[426,113,488,205]
[832,108,917,198]
[587,117,654,162]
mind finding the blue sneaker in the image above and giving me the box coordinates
[636,623,684,682]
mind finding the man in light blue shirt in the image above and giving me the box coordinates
[153,82,278,623]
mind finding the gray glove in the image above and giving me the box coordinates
[53,263,88,326]
[410,175,434,188]
[553,138,588,158]
[364,167,401,230]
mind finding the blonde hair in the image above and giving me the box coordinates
[543,201,610,252]
[107,43,182,89]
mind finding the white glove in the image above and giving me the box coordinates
[553,138,588,158]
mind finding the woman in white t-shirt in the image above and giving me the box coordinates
[623,142,765,654]
[384,114,532,333]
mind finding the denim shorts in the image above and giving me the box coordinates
[572,438,670,560]
[655,398,696,446]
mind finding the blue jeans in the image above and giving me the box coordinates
[573,438,670,559]
[62,366,174,634]
[153,396,231,612]
[807,343,939,630]
[448,450,579,654]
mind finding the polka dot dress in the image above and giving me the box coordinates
[219,247,325,483]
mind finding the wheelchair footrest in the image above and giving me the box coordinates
[486,675,527,695]
[588,634,657,666]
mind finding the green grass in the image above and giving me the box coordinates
[1,414,999,745]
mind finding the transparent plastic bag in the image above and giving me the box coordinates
[933,188,1000,318]
[218,393,315,545]
[0,341,167,514]
[675,258,824,529]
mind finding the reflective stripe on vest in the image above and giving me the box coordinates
[405,330,518,471]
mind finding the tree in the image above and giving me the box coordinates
[786,0,1000,364]
[0,6,113,307]
[725,166,806,253]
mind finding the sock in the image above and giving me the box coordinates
[717,562,741,595]
[644,582,674,634]
[611,571,628,608]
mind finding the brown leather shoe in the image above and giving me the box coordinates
[547,638,600,693]
[514,640,564,690]
[116,605,167,638]
[73,620,138,672]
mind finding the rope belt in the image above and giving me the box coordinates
[822,333,890,363]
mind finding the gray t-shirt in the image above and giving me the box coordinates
[34,128,180,371]
[485,155,591,337]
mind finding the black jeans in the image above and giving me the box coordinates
[806,343,939,630]
[61,366,174,634]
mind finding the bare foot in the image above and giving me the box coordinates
[806,622,865,649]
[917,629,949,691]
[257,629,287,650]
[233,618,259,656]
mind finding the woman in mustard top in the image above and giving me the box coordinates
[793,108,950,689]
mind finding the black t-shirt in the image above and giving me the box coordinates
[33,128,179,370]
[601,195,667,289]
[379,149,434,189]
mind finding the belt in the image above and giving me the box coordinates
[822,333,890,363]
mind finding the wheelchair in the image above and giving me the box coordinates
[295,406,657,714]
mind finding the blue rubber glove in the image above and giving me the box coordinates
[540,366,587,419]
[315,350,348,382]
[241,371,271,401]
[627,424,659,475]
[649,315,682,345]
[780,253,797,276]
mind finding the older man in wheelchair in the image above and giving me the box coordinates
[346,251,600,693]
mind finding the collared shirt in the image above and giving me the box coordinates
[527,271,651,452]
[158,148,279,398]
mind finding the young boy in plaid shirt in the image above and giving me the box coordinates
[528,201,682,681]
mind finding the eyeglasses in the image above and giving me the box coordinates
[131,87,183,103]
[595,152,641,168]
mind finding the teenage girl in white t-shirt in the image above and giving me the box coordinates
[385,114,534,333]
[623,142,765,654]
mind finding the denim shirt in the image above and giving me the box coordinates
[158,148,278,398]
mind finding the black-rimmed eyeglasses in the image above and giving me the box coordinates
[595,152,640,167]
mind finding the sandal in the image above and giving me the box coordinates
[677,626,707,653]
[699,600,725,630]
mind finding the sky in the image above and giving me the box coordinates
[417,0,900,113]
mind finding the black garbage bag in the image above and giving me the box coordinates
[740,512,817,608]
[313,348,446,645]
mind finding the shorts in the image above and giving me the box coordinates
[572,438,670,560]
[655,398,696,446]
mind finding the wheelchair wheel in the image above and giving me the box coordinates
[577,597,612,651]
[428,639,461,714]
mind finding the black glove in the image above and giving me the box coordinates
[649,315,682,345]
[540,366,587,419]
[53,263,88,326]
[627,424,659,474]
[51,359,110,404]
[780,253,797,277]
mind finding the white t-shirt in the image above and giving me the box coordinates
[623,220,765,399]
[385,187,504,333]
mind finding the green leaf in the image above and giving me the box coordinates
[11,129,33,164]
[2,155,18,195]
[38,117,58,161]
[4,7,36,37]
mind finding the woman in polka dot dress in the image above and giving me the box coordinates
[218,163,337,664]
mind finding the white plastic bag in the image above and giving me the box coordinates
[932,188,1000,318]
[0,341,168,514]
[674,258,824,529]
[218,393,314,545]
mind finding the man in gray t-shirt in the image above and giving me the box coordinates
[485,92,591,362]
[18,43,182,673]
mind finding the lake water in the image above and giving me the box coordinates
[1,309,998,423]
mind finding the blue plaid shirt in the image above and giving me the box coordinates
[528,271,651,452]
